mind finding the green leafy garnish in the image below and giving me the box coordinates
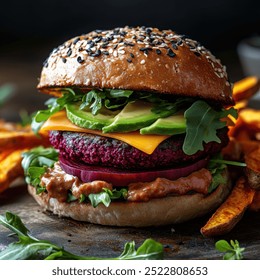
[88,188,128,207]
[0,84,14,107]
[210,158,247,167]
[208,161,227,193]
[21,147,59,194]
[215,240,245,260]
[183,100,237,155]
[208,154,246,193]
[32,88,82,133]
[0,212,163,260]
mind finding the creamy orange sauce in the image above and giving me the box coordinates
[127,168,212,202]
[41,163,112,202]
[40,163,212,203]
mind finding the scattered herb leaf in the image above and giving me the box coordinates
[215,239,245,260]
[0,212,163,260]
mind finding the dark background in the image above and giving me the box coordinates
[0,0,260,121]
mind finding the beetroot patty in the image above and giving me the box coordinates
[49,129,229,170]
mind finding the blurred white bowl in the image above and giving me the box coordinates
[237,36,260,77]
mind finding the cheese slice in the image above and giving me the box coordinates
[40,111,170,155]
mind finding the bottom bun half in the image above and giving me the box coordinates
[28,171,232,227]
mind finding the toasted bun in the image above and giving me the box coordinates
[28,170,231,227]
[38,26,233,105]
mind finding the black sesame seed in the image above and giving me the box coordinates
[101,42,109,48]
[73,37,80,44]
[194,51,201,57]
[171,43,178,50]
[167,48,176,57]
[127,58,132,63]
[92,50,101,57]
[62,57,67,63]
[130,53,135,58]
[95,29,102,34]
[67,48,72,56]
[94,36,102,43]
[124,42,135,46]
[102,37,108,42]
[156,49,161,55]
[176,40,183,46]
[140,47,152,52]
[113,44,118,49]
[79,47,83,52]
[102,51,109,55]
[77,56,84,63]
[146,28,152,34]
[120,31,127,37]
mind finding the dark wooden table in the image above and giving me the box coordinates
[0,182,260,260]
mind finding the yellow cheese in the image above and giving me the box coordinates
[40,111,170,154]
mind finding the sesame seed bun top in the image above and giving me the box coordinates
[38,26,233,105]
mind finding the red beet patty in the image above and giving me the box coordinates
[49,129,228,170]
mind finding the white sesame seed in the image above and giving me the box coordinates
[140,59,145,65]
[113,50,118,57]
[108,48,113,54]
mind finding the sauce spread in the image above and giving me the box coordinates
[40,163,212,203]
[41,163,112,202]
[127,168,212,202]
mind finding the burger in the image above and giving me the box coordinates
[23,26,237,227]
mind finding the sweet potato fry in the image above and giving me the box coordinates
[232,76,260,102]
[222,139,259,161]
[0,149,26,194]
[201,177,255,237]
[0,130,49,151]
[239,109,260,132]
[249,191,260,212]
[245,147,260,189]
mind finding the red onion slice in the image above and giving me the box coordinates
[59,156,209,186]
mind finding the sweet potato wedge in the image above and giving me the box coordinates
[201,177,255,237]
[245,147,260,189]
[232,76,260,102]
[0,149,26,194]
[249,191,260,212]
[0,130,49,151]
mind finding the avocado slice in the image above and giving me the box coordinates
[140,113,186,135]
[66,103,118,130]
[102,100,169,133]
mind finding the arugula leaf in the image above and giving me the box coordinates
[22,146,59,193]
[183,100,237,155]
[88,188,127,207]
[80,90,106,115]
[32,88,83,133]
[0,211,30,238]
[118,239,164,260]
[0,212,163,260]
[215,240,245,260]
